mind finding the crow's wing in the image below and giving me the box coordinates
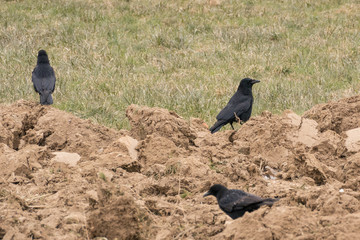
[32,68,41,93]
[216,94,252,121]
[219,190,264,213]
[32,66,56,93]
[48,68,56,93]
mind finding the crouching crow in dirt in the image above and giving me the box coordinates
[32,50,56,105]
[203,184,278,219]
[209,78,260,133]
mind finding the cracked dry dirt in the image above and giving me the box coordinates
[1,96,360,239]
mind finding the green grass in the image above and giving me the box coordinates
[0,0,359,130]
[98,172,106,181]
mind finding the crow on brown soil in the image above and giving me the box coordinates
[204,184,278,219]
[210,78,260,133]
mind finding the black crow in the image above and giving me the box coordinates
[32,50,56,105]
[203,184,278,219]
[209,78,260,133]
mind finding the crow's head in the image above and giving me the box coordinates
[239,77,260,88]
[37,50,50,64]
[203,184,228,198]
[38,50,47,56]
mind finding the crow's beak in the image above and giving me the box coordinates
[251,79,260,84]
[203,191,211,197]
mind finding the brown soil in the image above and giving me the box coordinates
[0,97,360,239]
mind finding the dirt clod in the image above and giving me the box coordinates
[1,97,360,239]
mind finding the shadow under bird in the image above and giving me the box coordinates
[204,184,278,219]
[209,78,260,134]
[32,50,56,105]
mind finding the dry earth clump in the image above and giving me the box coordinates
[0,96,360,239]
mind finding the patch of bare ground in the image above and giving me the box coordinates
[1,96,360,239]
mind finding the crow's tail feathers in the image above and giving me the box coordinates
[261,198,279,207]
[209,120,227,134]
[40,90,53,105]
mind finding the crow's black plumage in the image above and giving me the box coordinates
[32,50,56,105]
[204,184,278,219]
[209,78,260,133]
